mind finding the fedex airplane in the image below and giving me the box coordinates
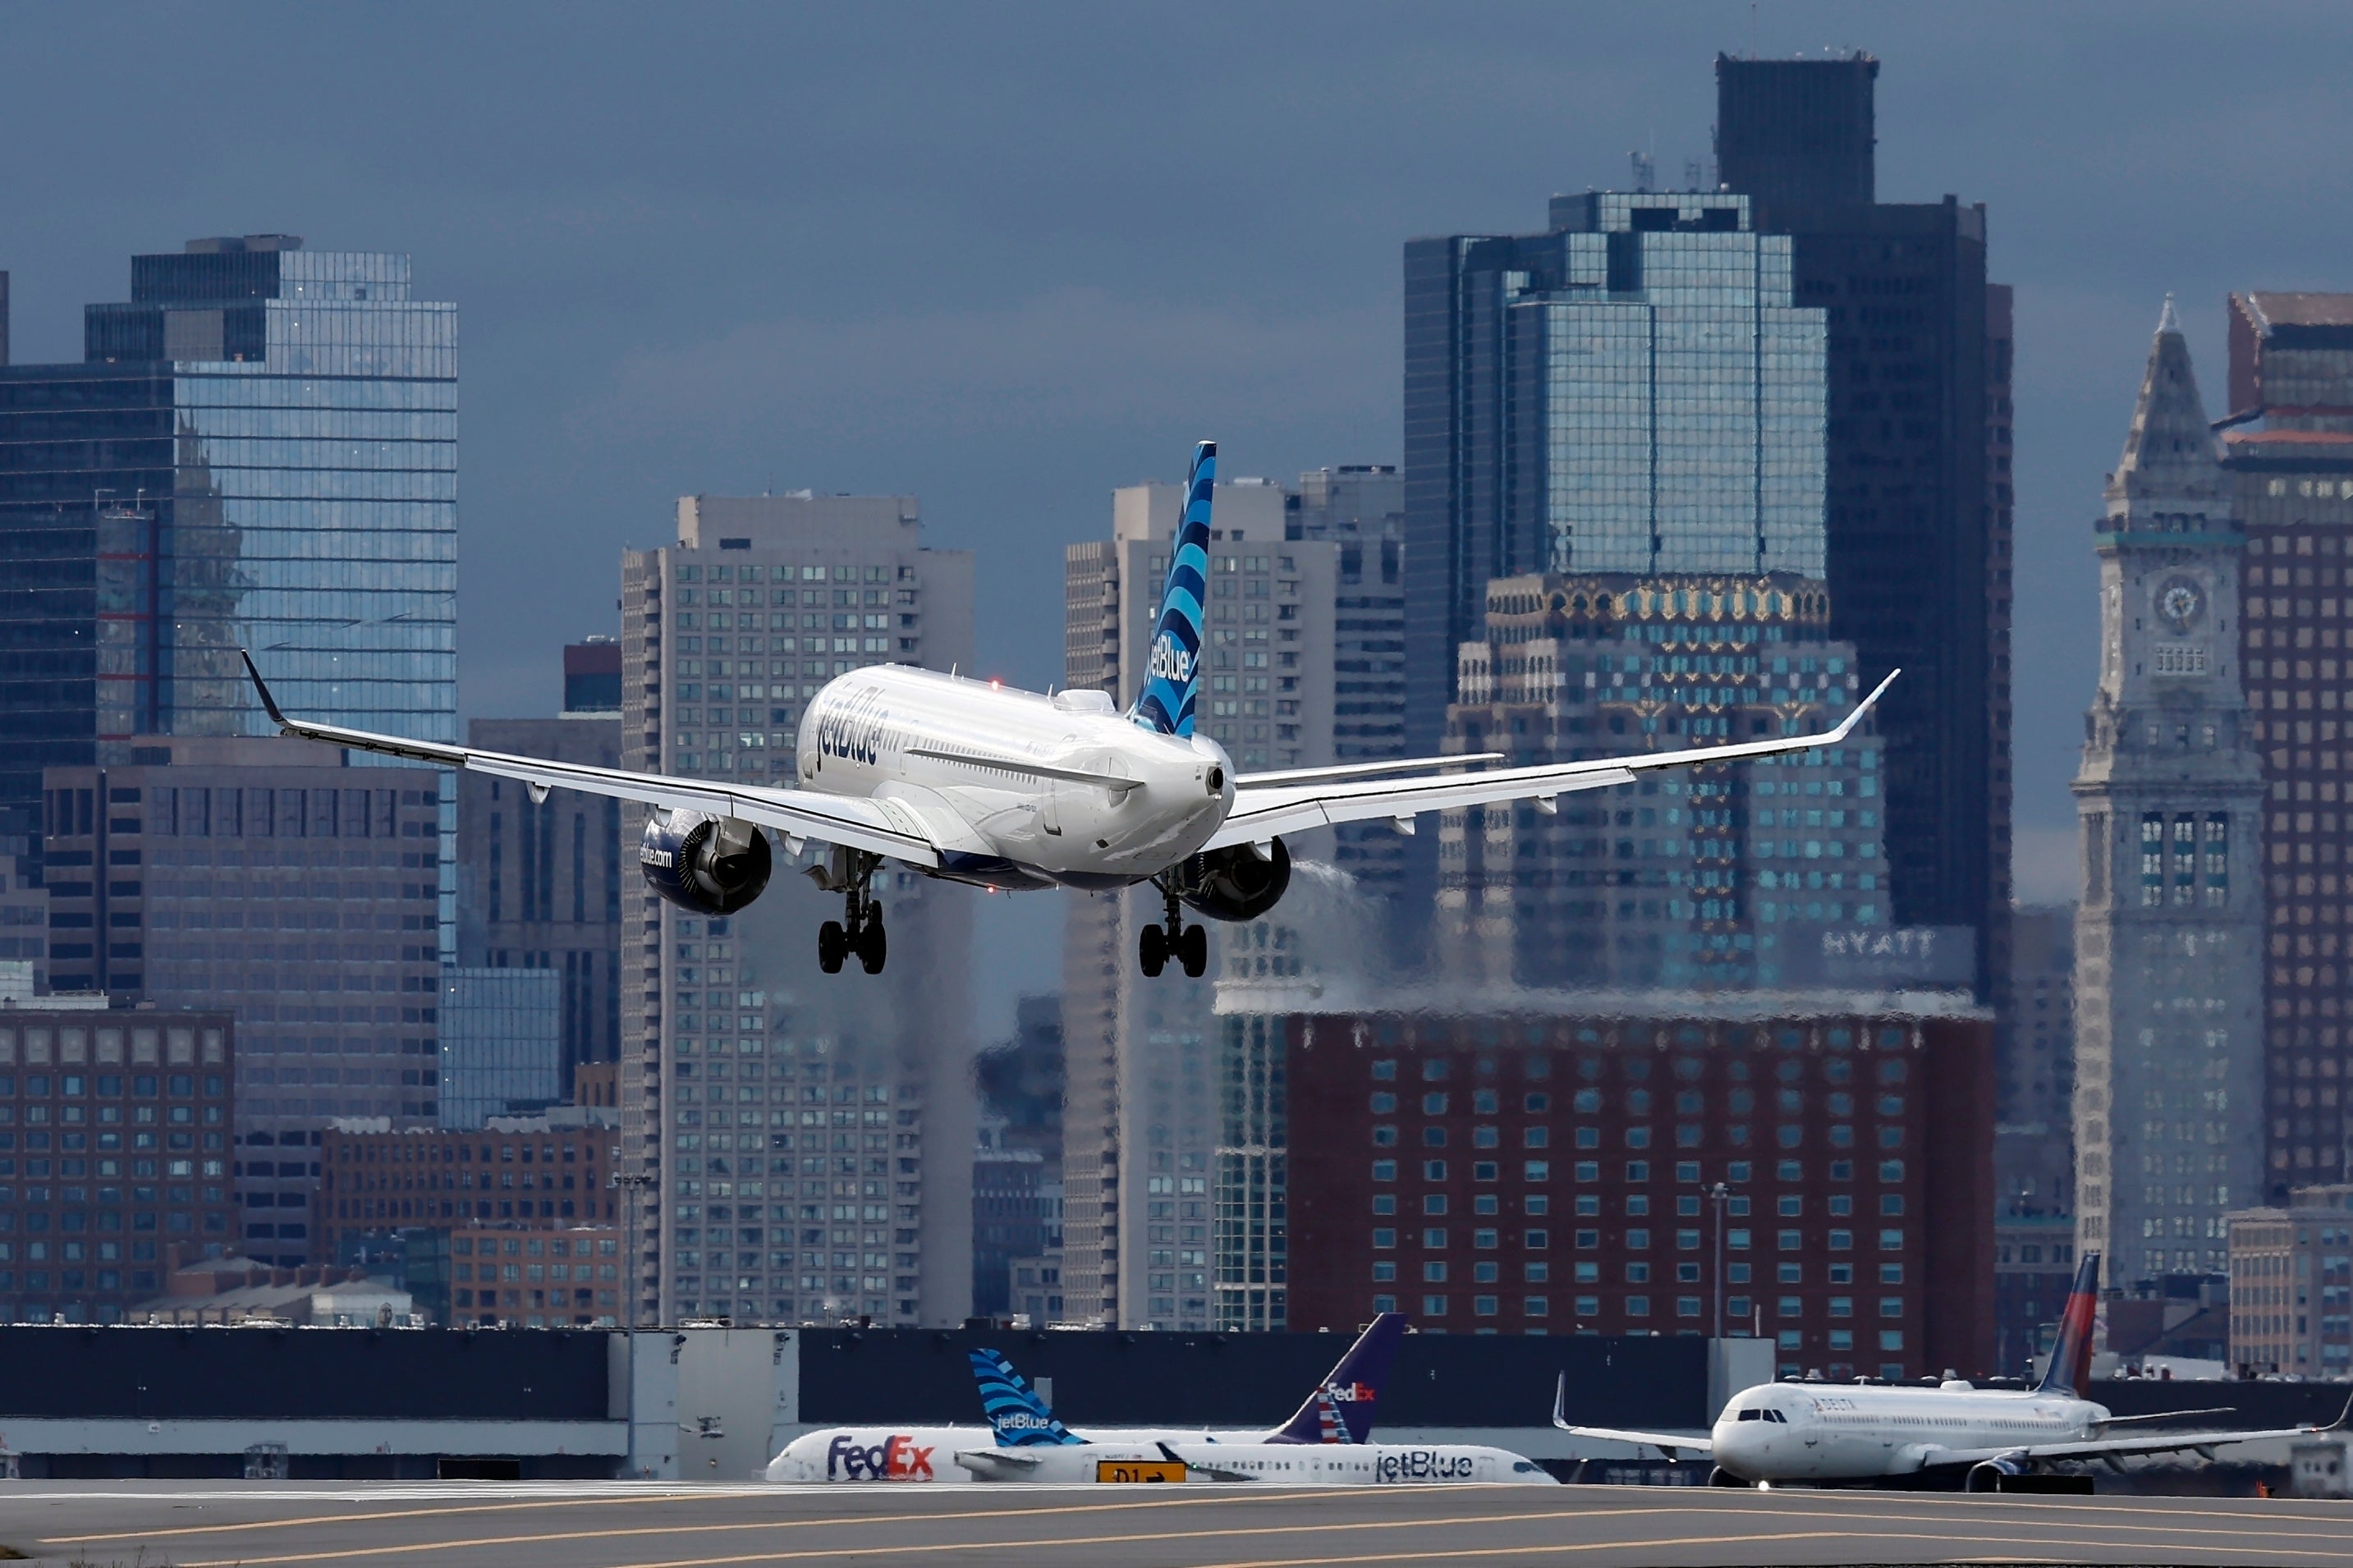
[951,1327,1555,1486]
[1557,1252,2353,1491]
[764,1311,1407,1483]
[241,441,1895,977]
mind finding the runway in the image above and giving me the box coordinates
[1,1481,2350,1568]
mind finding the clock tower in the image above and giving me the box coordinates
[2072,299,2267,1288]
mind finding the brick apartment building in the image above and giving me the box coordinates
[1273,996,1994,1379]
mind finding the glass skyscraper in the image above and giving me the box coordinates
[0,235,456,929]
[1404,192,1825,754]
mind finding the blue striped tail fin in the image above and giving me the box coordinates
[1129,439,1216,737]
[969,1348,1085,1447]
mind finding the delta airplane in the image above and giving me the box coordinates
[952,1328,1554,1486]
[1556,1252,2353,1491]
[240,440,1896,977]
[764,1312,1407,1483]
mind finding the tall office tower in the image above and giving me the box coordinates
[436,968,562,1128]
[1714,56,2009,1002]
[2218,292,2353,1196]
[1996,905,2077,1217]
[456,644,626,1094]
[1403,189,1826,757]
[1059,475,1348,1329]
[1290,466,1410,901]
[39,736,444,1268]
[1436,573,1891,993]
[2071,306,2266,1287]
[0,235,458,944]
[620,495,975,1327]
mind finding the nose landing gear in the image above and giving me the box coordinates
[1138,885,1208,979]
[808,849,888,975]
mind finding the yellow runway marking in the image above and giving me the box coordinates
[43,1491,723,1543]
[53,1486,1424,1544]
[163,1505,1688,1568]
[589,1527,1849,1568]
[1189,1534,2353,1568]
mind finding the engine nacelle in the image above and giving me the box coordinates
[639,809,773,915]
[1964,1457,2026,1493]
[1164,838,1291,923]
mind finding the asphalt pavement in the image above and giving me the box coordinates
[0,1479,2348,1567]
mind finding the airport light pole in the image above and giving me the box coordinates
[611,1167,659,1329]
[1708,1181,1730,1339]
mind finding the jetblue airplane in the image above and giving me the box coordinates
[1556,1252,2353,1491]
[241,440,1895,976]
[764,1312,1407,1483]
[951,1327,1554,1486]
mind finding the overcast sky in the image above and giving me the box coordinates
[7,2,2347,1030]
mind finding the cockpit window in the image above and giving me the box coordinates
[1737,1409,1763,1421]
[1511,1460,1543,1474]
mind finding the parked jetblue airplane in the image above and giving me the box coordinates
[1556,1252,2353,1491]
[242,441,1894,977]
[764,1312,1406,1483]
[952,1317,1553,1485]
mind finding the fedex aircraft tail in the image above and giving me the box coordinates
[2034,1250,2101,1397]
[969,1348,1085,1447]
[1266,1311,1406,1445]
[1128,440,1216,738]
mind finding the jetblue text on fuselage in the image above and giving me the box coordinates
[816,688,889,768]
[1374,1449,1475,1482]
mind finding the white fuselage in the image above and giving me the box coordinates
[956,1440,1558,1487]
[766,1424,1270,1484]
[1709,1383,2110,1482]
[795,667,1233,890]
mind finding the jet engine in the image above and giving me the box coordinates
[638,809,773,915]
[1163,837,1291,923]
[1964,1457,2027,1493]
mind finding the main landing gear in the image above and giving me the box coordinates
[808,849,888,975]
[1138,884,1208,979]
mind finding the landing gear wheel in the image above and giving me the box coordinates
[818,920,846,974]
[1138,922,1167,978]
[859,917,888,974]
[1178,922,1209,978]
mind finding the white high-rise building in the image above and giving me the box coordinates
[620,496,975,1327]
[1060,470,1397,1330]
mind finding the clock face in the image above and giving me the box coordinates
[2154,575,2205,634]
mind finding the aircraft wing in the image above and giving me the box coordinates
[1551,1374,1713,1460]
[1203,671,1897,851]
[1924,1390,2353,1470]
[239,652,941,868]
[953,1448,1046,1478]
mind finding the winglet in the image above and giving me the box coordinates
[1552,1372,1569,1430]
[2322,1387,2353,1433]
[1826,667,1900,745]
[240,648,291,731]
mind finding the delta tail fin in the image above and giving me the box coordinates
[1265,1311,1406,1445]
[1128,440,1215,738]
[2034,1250,2101,1397]
[969,1348,1085,1447]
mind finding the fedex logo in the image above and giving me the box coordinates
[1324,1381,1377,1404]
[826,1433,935,1481]
[1148,634,1193,685]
